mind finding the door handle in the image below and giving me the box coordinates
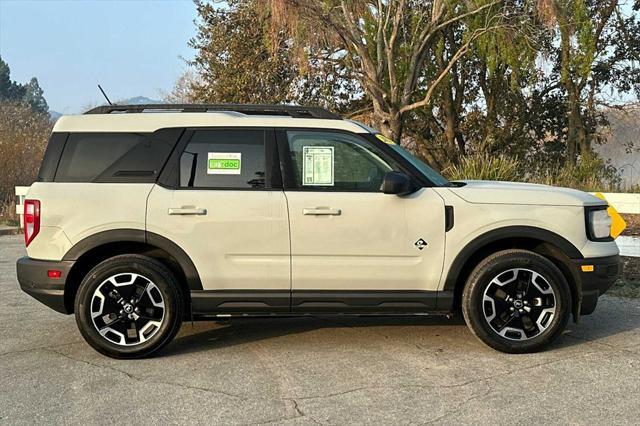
[168,207,208,216]
[303,208,342,216]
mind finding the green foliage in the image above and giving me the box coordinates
[0,57,48,114]
[23,78,49,115]
[555,0,596,85]
[188,0,356,110]
[442,153,520,181]
[529,155,623,191]
[442,151,626,191]
[0,58,25,102]
[188,0,296,104]
[177,0,639,188]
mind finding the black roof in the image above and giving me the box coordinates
[84,103,341,120]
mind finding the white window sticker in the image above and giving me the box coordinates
[207,152,241,175]
[303,146,334,186]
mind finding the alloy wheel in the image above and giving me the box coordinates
[90,273,165,346]
[482,268,557,341]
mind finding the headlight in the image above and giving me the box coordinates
[586,207,612,240]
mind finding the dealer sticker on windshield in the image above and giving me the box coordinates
[375,133,396,145]
[303,146,334,186]
[208,152,241,175]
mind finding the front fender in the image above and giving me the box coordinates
[441,225,583,293]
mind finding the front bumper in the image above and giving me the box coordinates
[16,257,75,314]
[573,254,621,315]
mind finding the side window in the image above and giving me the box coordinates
[55,132,173,183]
[286,131,397,191]
[179,129,267,189]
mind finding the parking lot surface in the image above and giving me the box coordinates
[1,234,639,425]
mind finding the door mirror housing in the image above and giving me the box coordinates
[382,171,413,195]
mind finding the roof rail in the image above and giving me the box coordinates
[84,103,341,120]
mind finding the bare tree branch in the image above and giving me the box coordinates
[400,25,504,113]
[434,0,502,33]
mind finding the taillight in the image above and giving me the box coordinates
[24,199,41,247]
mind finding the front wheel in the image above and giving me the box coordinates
[462,249,571,353]
[75,255,184,358]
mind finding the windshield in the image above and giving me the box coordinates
[388,144,451,187]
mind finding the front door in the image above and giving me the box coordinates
[146,128,290,313]
[278,129,446,313]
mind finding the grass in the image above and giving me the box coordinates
[441,152,637,192]
[443,154,520,182]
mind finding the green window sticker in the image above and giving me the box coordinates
[207,152,242,175]
[209,158,240,170]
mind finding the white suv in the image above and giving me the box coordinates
[16,104,621,358]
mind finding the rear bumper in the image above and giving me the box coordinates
[16,257,74,314]
[573,255,621,315]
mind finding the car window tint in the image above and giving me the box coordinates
[179,130,267,189]
[286,131,395,191]
[55,133,169,183]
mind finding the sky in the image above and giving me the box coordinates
[0,0,197,114]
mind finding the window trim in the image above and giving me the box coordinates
[275,128,427,193]
[358,133,439,188]
[38,132,69,182]
[157,127,282,191]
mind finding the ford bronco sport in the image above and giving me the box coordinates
[16,104,621,358]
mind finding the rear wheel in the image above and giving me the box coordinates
[462,249,571,353]
[75,255,183,358]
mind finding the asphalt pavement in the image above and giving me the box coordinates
[1,234,639,425]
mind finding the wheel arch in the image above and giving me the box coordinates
[62,229,201,314]
[443,226,583,319]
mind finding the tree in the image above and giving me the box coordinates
[0,102,52,221]
[189,0,298,104]
[162,70,198,103]
[537,0,640,163]
[263,0,521,143]
[187,0,361,112]
[179,0,639,184]
[0,57,26,103]
[23,77,49,115]
[0,56,49,115]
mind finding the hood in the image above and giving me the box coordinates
[448,180,605,207]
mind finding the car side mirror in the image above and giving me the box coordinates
[382,171,413,195]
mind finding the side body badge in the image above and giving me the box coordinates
[414,238,427,250]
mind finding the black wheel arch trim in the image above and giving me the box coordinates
[62,229,146,260]
[146,231,203,290]
[62,228,203,290]
[443,225,583,292]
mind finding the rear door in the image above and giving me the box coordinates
[278,129,446,313]
[146,128,290,313]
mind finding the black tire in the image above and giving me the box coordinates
[74,255,184,359]
[462,249,571,353]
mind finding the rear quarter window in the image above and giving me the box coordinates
[37,132,68,182]
[54,131,178,183]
